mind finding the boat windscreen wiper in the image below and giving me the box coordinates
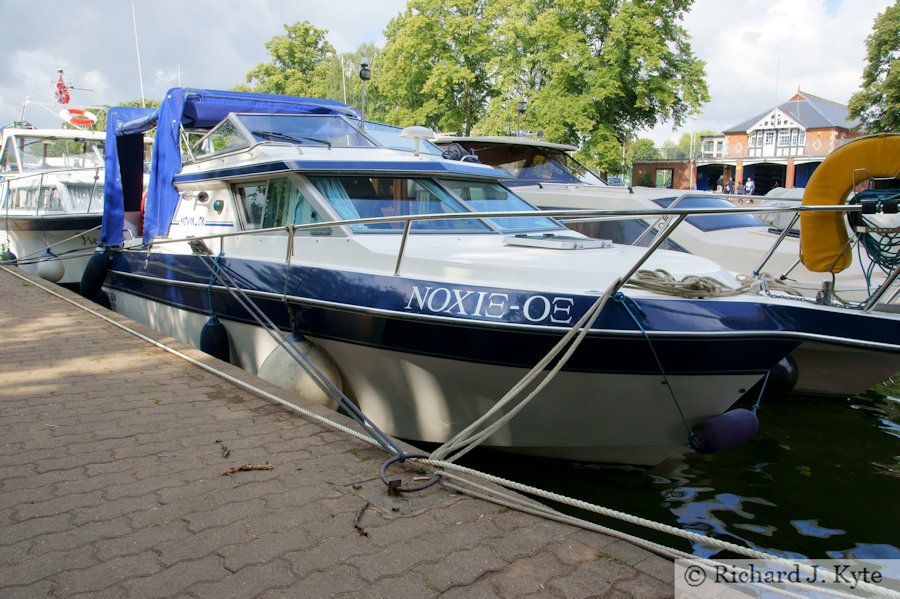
[250,130,332,149]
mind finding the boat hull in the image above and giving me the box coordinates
[103,253,805,466]
[1,214,101,284]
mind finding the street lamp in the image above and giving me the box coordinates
[359,57,371,126]
[516,100,526,137]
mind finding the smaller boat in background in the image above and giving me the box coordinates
[432,135,881,302]
[0,93,152,286]
[0,122,107,285]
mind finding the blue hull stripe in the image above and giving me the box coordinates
[103,251,828,376]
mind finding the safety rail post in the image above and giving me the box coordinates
[393,219,414,276]
[618,214,688,292]
[87,166,101,213]
[753,212,800,276]
[864,264,900,312]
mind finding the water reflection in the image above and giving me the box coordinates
[461,383,900,559]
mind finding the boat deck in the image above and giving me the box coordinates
[0,266,673,597]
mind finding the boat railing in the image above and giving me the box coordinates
[0,166,103,214]
[138,199,900,312]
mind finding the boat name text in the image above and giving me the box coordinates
[405,285,575,324]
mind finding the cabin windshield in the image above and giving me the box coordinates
[362,122,444,155]
[240,114,375,148]
[456,143,605,186]
[1,135,104,172]
[652,196,763,232]
[190,114,377,159]
[308,175,490,233]
[438,179,565,233]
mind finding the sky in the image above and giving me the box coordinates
[0,0,892,144]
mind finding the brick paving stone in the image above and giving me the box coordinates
[0,546,98,587]
[51,552,163,596]
[121,554,228,597]
[477,551,569,598]
[155,521,252,567]
[609,570,673,598]
[217,530,317,571]
[190,559,297,599]
[415,545,509,592]
[0,269,676,598]
[1,579,57,598]
[347,573,439,599]
[126,494,219,528]
[29,516,133,555]
[71,493,161,526]
[548,557,638,599]
[184,498,268,533]
[261,564,365,599]
[94,521,191,560]
[2,513,75,545]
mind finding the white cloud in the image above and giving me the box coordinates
[0,0,889,139]
[643,0,892,143]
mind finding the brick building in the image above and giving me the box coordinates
[633,91,860,194]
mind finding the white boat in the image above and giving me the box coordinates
[435,134,900,397]
[433,135,886,303]
[0,99,152,286]
[83,89,900,465]
[0,124,109,284]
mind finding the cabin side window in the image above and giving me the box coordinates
[236,177,318,230]
[307,175,489,232]
[1,141,18,172]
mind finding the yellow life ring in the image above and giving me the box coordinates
[800,133,900,273]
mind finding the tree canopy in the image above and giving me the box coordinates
[242,22,336,97]
[848,1,900,133]
[374,0,708,172]
[242,2,709,173]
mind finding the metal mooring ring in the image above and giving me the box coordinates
[379,453,440,496]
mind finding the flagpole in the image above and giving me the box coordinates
[131,1,146,107]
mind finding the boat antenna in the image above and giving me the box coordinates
[131,1,146,108]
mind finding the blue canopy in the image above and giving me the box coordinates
[100,88,360,247]
[99,106,155,247]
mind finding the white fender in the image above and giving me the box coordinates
[257,336,342,410]
[37,258,65,283]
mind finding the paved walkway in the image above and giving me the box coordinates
[0,266,674,598]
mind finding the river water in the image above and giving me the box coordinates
[460,382,900,559]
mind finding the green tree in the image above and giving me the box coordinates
[242,22,336,97]
[315,44,386,121]
[372,0,497,134]
[848,2,900,133]
[474,0,709,174]
[630,138,662,161]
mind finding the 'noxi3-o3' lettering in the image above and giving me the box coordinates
[405,285,575,324]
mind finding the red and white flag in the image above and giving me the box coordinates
[55,71,70,104]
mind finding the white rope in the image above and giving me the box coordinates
[430,277,621,462]
[627,268,803,298]
[6,266,895,598]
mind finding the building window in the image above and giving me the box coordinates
[798,130,806,146]
[655,169,674,189]
[778,129,791,146]
[764,131,775,145]
[790,129,799,145]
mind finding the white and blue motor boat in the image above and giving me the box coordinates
[83,89,900,465]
